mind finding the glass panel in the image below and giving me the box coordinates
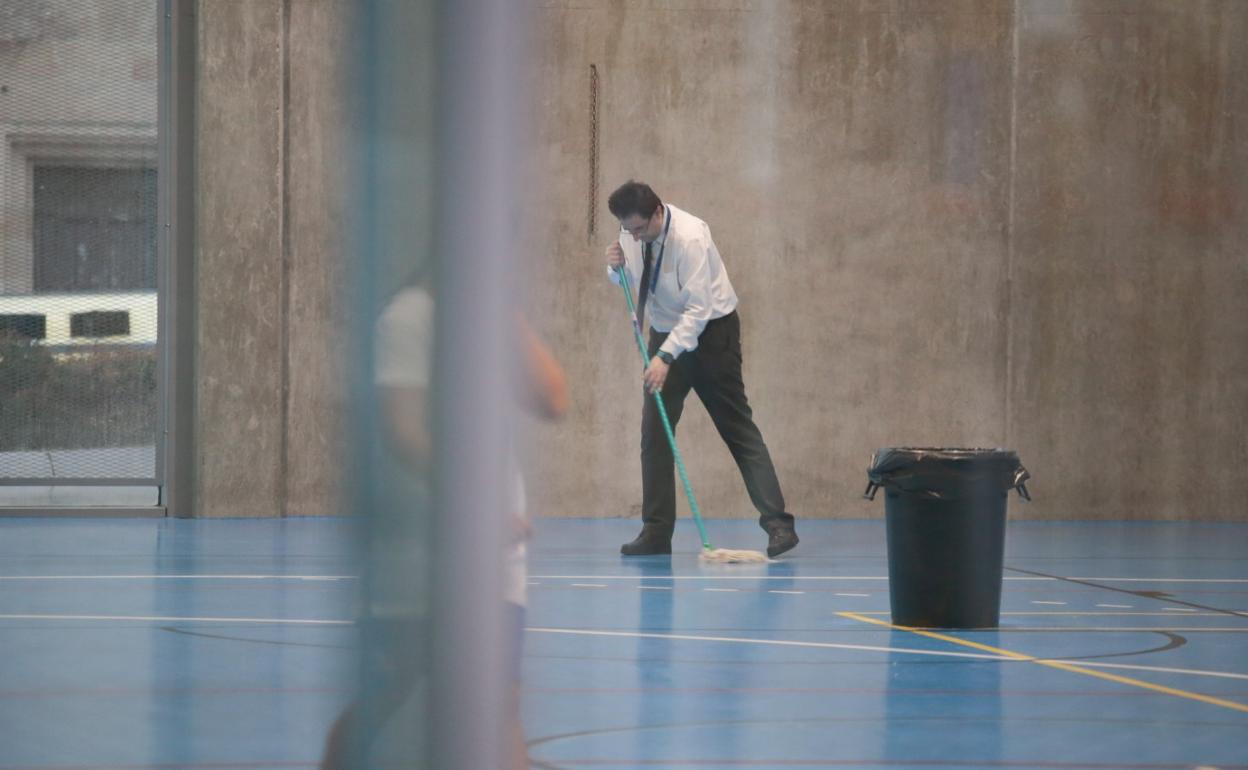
[0,0,160,497]
[333,3,529,767]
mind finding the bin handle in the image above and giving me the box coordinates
[864,481,1029,500]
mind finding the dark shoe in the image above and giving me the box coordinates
[620,531,672,556]
[766,528,799,558]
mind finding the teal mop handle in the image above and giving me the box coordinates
[615,267,713,551]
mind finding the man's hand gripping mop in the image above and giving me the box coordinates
[615,267,768,564]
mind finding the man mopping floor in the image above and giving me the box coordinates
[603,180,799,559]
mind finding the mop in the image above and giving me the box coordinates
[615,266,769,564]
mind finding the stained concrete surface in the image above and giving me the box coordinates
[523,0,1247,521]
[194,0,287,518]
[185,1,1246,521]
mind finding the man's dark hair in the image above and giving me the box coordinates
[607,181,662,220]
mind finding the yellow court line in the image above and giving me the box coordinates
[838,611,1248,715]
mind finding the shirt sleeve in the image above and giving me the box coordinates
[606,233,636,287]
[375,288,434,387]
[659,234,714,358]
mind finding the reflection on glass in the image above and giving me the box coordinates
[332,2,540,767]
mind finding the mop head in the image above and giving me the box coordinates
[699,547,769,564]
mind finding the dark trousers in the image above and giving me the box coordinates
[641,311,795,536]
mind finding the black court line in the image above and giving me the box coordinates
[1047,631,1186,661]
[531,762,1246,768]
[530,749,1248,768]
[1005,566,1248,619]
[527,717,1248,769]
[158,626,351,650]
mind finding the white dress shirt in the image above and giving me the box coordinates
[608,204,739,358]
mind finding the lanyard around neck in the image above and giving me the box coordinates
[648,205,671,294]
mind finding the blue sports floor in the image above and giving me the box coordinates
[0,517,1244,769]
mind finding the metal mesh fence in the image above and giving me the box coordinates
[0,0,159,484]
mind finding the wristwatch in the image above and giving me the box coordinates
[656,350,675,365]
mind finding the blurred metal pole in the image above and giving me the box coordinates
[431,1,530,768]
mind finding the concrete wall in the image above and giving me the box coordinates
[1008,1,1248,519]
[186,0,1245,520]
[194,0,347,517]
[525,0,1248,521]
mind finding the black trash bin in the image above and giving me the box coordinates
[864,448,1030,629]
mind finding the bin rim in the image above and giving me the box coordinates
[876,447,1017,457]
[864,447,1031,502]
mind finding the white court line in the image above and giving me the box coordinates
[527,627,1248,681]
[1068,577,1248,583]
[532,575,1034,581]
[704,588,739,592]
[1066,660,1248,682]
[835,593,870,597]
[1162,607,1199,612]
[532,575,892,581]
[571,584,608,589]
[527,627,1006,660]
[638,586,673,591]
[531,575,1248,583]
[769,590,805,595]
[1096,603,1133,608]
[4,573,1243,584]
[4,615,1244,682]
[0,574,356,581]
[0,613,351,625]
[1031,601,1067,605]
[1003,627,1248,632]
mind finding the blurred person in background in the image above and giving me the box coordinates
[321,266,566,770]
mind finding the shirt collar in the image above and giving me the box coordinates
[652,206,670,248]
